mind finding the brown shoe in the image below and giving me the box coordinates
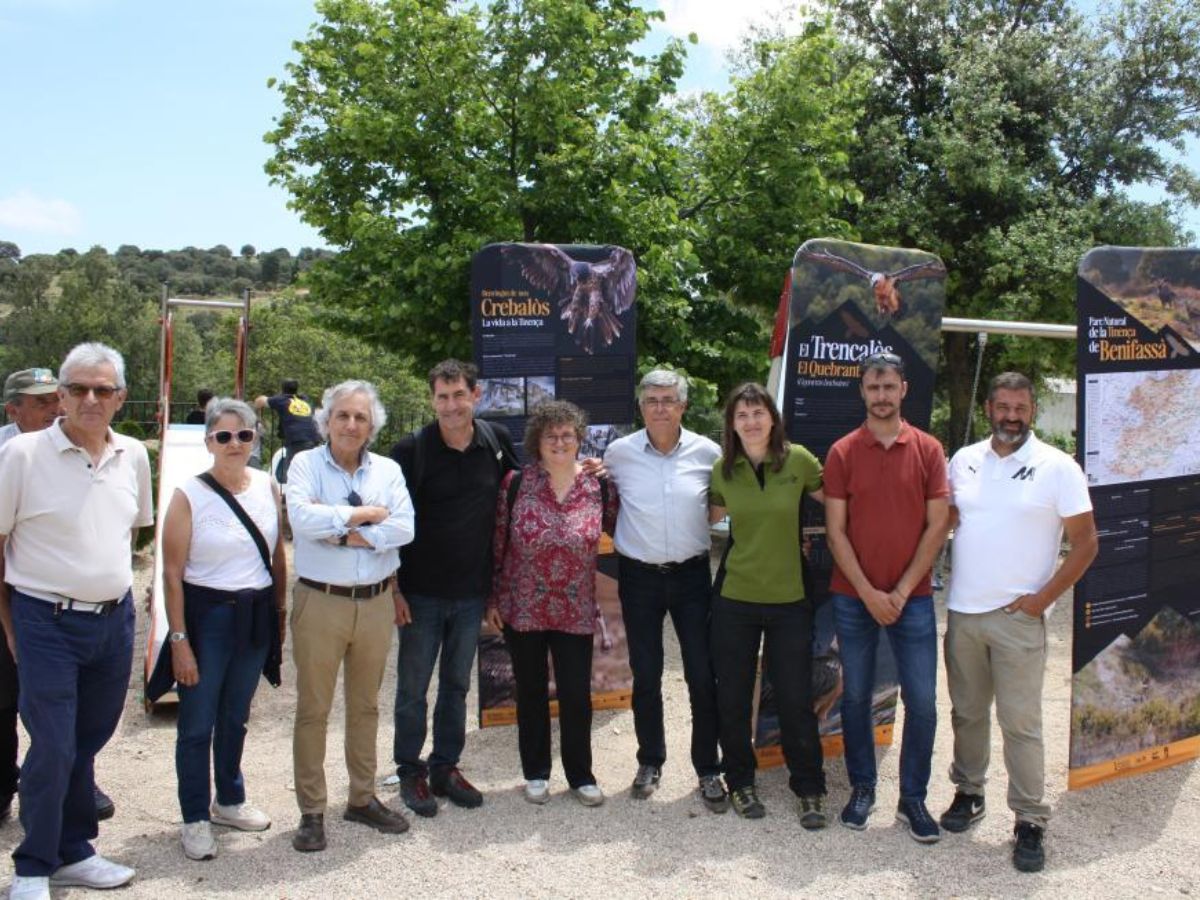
[292,813,326,852]
[344,796,410,834]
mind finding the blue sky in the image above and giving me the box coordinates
[0,0,1195,257]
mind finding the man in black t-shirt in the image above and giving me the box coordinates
[389,360,517,817]
[255,378,320,483]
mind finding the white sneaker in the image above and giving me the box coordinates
[8,875,49,900]
[572,784,605,807]
[181,820,218,861]
[211,800,271,832]
[524,779,550,805]
[49,854,135,888]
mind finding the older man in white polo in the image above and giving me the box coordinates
[0,343,152,900]
[286,380,415,853]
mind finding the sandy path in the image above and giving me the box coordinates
[2,546,1196,899]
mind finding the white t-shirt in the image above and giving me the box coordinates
[180,469,277,591]
[0,421,153,603]
[947,433,1092,614]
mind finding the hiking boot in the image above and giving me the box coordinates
[431,767,483,809]
[630,764,661,800]
[292,813,325,852]
[896,798,941,844]
[729,785,765,819]
[940,791,985,833]
[399,773,438,818]
[799,795,827,830]
[1013,821,1045,872]
[698,775,729,814]
[840,785,876,831]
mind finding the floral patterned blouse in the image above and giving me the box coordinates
[489,464,619,635]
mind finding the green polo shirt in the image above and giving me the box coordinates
[710,443,823,603]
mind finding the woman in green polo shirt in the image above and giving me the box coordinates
[709,382,826,825]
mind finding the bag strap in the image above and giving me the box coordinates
[197,472,273,577]
[503,470,524,560]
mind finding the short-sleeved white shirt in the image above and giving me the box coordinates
[0,420,153,603]
[604,427,720,565]
[947,433,1092,614]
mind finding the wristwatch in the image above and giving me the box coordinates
[168,631,188,643]
[339,533,349,546]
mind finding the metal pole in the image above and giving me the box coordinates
[941,317,1076,340]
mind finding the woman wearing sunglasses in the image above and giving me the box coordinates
[159,398,287,861]
[485,400,618,807]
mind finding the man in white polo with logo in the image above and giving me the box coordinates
[0,343,152,900]
[940,371,1097,874]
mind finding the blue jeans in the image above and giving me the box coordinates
[618,555,720,777]
[393,594,485,778]
[176,602,269,823]
[11,591,133,877]
[832,593,937,801]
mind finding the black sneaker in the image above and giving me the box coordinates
[1013,822,1045,872]
[798,795,827,830]
[840,785,876,830]
[940,791,985,833]
[399,773,438,818]
[729,785,765,819]
[698,775,729,814]
[94,786,115,821]
[630,764,661,800]
[896,798,941,844]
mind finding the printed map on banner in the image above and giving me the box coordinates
[1083,369,1200,486]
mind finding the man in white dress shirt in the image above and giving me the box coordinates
[603,370,726,812]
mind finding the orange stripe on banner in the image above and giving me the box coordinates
[1067,735,1200,790]
[480,689,632,729]
[755,724,894,768]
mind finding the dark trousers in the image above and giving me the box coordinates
[11,591,134,877]
[393,594,485,778]
[618,554,720,777]
[503,626,595,789]
[711,594,824,797]
[0,626,19,800]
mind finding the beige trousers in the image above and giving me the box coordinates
[291,580,394,813]
[944,607,1051,828]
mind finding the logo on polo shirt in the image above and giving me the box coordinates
[1012,466,1036,481]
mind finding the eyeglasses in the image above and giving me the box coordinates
[641,397,682,409]
[63,383,119,400]
[208,429,256,445]
[860,351,904,372]
[346,490,362,507]
[542,432,579,445]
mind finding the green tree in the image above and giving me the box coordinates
[835,0,1199,447]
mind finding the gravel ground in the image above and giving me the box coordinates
[3,546,1197,899]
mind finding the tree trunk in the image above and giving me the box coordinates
[944,330,974,455]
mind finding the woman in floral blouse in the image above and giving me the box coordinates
[486,400,618,807]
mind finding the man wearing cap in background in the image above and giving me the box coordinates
[0,344,152,899]
[0,368,61,823]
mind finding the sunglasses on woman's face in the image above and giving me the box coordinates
[208,429,256,445]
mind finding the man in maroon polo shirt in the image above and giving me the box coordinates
[823,351,949,843]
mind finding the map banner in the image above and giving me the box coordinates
[755,239,947,765]
[1070,246,1200,789]
[470,242,636,726]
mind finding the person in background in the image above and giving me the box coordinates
[603,369,726,812]
[185,389,214,425]
[159,398,286,861]
[0,367,61,822]
[0,344,152,900]
[286,381,415,853]
[823,351,949,843]
[486,401,618,808]
[255,379,320,484]
[940,372,1097,873]
[707,383,826,826]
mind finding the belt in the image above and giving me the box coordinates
[28,594,123,616]
[619,552,709,575]
[298,576,390,600]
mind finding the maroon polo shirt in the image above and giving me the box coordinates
[823,421,948,598]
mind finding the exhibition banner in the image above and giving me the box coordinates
[1069,246,1200,789]
[756,239,946,764]
[470,242,637,726]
